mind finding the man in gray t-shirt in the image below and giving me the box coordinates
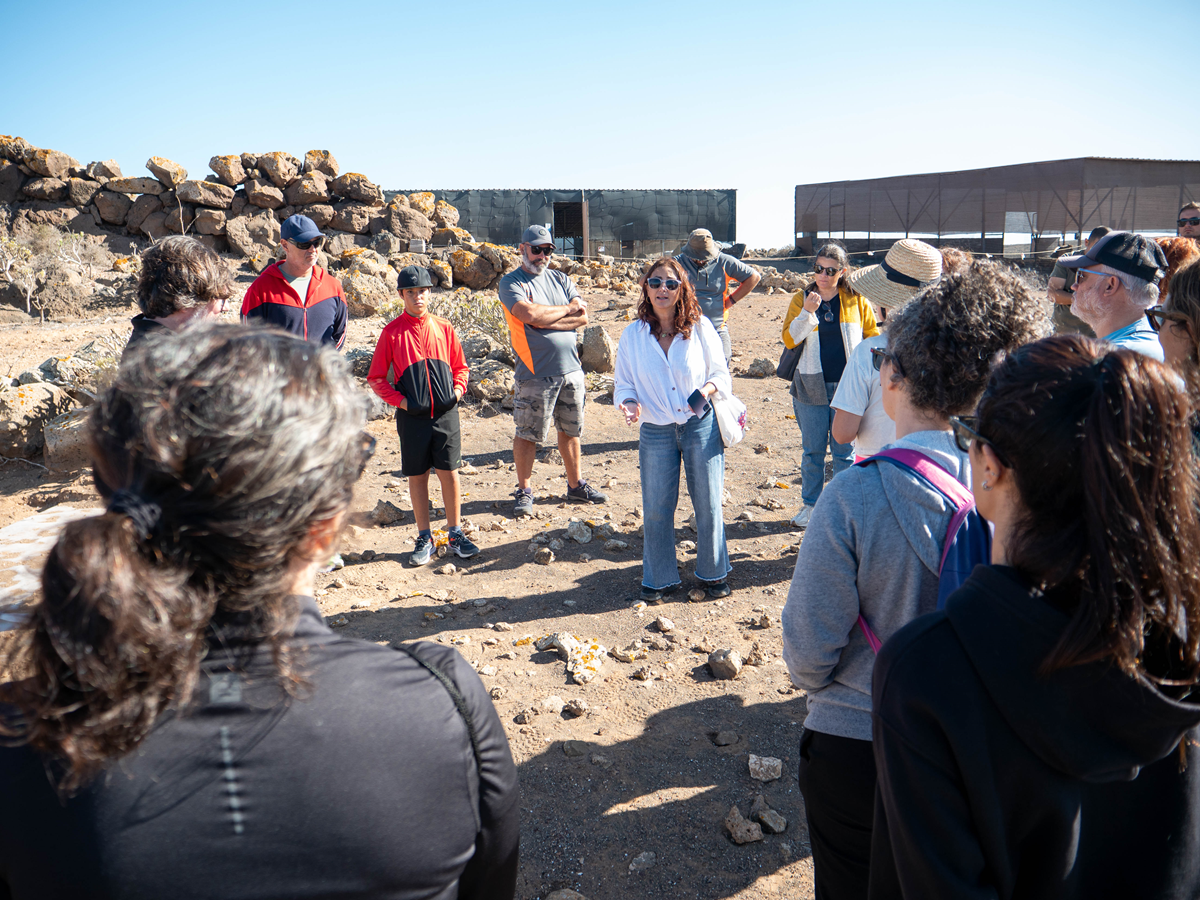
[674,228,761,362]
[497,225,607,516]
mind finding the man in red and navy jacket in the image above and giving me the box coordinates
[241,214,347,348]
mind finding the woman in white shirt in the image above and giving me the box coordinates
[614,257,733,603]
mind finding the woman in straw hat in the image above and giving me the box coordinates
[829,239,944,461]
[0,324,520,899]
[781,242,879,528]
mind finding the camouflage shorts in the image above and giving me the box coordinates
[513,370,586,444]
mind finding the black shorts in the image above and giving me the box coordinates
[396,407,462,476]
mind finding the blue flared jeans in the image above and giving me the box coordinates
[794,383,855,507]
[638,411,730,590]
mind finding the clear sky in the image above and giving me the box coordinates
[6,0,1195,248]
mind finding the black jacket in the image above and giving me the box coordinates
[870,565,1200,900]
[0,597,520,900]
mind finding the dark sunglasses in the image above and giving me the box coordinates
[870,346,903,376]
[949,415,1012,468]
[1145,305,1194,334]
[1178,217,1200,228]
[646,277,682,290]
[528,245,553,257]
[289,237,324,251]
[813,264,841,277]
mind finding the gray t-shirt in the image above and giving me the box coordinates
[674,252,759,324]
[498,266,582,380]
[830,334,894,458]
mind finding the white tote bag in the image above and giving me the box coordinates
[712,389,747,447]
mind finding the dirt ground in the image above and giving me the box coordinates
[0,269,1046,900]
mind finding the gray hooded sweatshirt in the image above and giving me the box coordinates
[781,429,969,742]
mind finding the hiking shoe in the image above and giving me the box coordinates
[409,535,434,567]
[449,532,480,559]
[320,552,345,573]
[512,487,534,518]
[791,505,815,529]
[640,585,679,604]
[566,480,608,504]
[706,580,732,599]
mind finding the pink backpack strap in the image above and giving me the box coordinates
[856,615,883,654]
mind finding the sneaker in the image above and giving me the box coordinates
[449,532,480,559]
[707,580,732,599]
[640,585,679,603]
[791,505,815,529]
[319,552,345,574]
[566,480,608,504]
[409,535,434,567]
[512,487,534,518]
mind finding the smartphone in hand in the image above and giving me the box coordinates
[687,388,710,417]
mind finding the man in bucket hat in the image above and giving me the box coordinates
[1056,231,1168,360]
[241,214,347,348]
[675,228,761,363]
[829,239,943,464]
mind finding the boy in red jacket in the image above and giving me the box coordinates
[368,266,479,564]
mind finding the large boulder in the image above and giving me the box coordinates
[331,173,383,206]
[330,202,374,235]
[225,211,281,258]
[258,151,299,188]
[245,177,285,210]
[383,202,433,242]
[0,383,77,458]
[284,171,329,206]
[579,324,615,373]
[209,154,247,187]
[22,177,68,202]
[192,208,226,235]
[323,232,369,256]
[301,203,334,229]
[427,258,453,288]
[87,159,122,179]
[467,359,515,407]
[105,176,164,195]
[125,194,163,232]
[43,407,92,472]
[433,226,473,246]
[449,248,497,290]
[476,243,519,278]
[432,200,460,228]
[176,179,235,209]
[138,210,170,240]
[66,177,102,208]
[0,161,26,204]
[94,190,134,225]
[340,271,393,318]
[164,203,195,234]
[25,147,77,179]
[146,157,187,188]
[304,150,339,178]
[408,192,436,217]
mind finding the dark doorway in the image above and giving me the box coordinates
[553,201,589,259]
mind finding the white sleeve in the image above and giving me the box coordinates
[830,340,875,415]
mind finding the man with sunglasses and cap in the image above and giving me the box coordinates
[498,224,606,517]
[1056,230,1169,360]
[674,228,761,363]
[1178,202,1200,241]
[1046,227,1108,336]
[241,213,347,348]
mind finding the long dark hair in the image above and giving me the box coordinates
[4,324,371,792]
[976,335,1200,683]
[638,257,703,340]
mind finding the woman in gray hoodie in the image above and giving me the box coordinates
[781,260,1050,900]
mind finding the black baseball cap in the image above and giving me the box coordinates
[1057,231,1167,283]
[397,265,434,291]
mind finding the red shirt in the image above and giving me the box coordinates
[368,312,469,417]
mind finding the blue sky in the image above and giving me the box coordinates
[6,0,1194,247]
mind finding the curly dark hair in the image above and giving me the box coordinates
[3,324,371,793]
[883,258,1051,417]
[637,257,703,340]
[137,235,234,318]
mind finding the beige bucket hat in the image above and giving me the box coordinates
[848,239,943,309]
[684,228,719,262]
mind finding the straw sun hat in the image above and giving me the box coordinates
[847,239,943,310]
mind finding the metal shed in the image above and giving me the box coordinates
[794,158,1200,255]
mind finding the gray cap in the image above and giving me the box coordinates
[522,225,553,246]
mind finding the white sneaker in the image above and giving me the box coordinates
[791,506,815,529]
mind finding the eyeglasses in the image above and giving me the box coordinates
[528,245,553,257]
[813,264,841,277]
[1074,267,1112,285]
[1145,305,1194,334]
[288,237,324,251]
[870,346,903,376]
[949,415,1012,468]
[646,277,682,290]
[1178,217,1200,228]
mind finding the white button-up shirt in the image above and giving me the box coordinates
[613,316,732,426]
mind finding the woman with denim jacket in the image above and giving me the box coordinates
[614,256,733,603]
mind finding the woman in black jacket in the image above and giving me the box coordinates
[0,324,520,900]
[870,335,1200,899]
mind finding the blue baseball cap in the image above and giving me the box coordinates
[280,214,324,243]
[522,224,553,246]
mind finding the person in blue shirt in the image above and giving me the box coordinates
[1056,231,1168,360]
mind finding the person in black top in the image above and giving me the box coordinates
[0,324,520,900]
[122,235,233,361]
[870,335,1200,899]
